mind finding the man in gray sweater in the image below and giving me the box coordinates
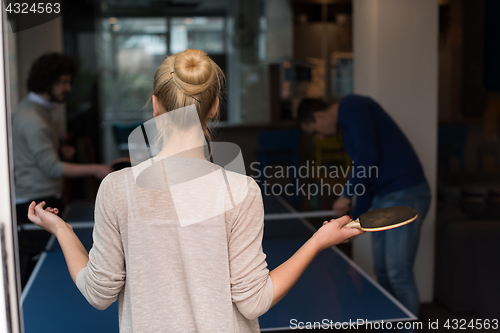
[12,53,110,286]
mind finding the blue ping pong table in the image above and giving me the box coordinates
[22,197,416,332]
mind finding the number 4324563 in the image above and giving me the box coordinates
[444,319,498,330]
[5,3,61,14]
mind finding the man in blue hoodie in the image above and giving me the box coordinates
[298,95,430,328]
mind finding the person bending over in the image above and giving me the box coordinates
[298,97,430,332]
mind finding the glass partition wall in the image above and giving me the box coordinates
[98,7,228,163]
[99,17,168,119]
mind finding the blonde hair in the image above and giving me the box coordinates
[152,49,225,143]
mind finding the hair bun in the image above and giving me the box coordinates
[173,49,213,86]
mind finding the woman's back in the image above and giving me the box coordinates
[76,157,274,332]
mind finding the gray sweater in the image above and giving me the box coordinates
[76,158,274,332]
[12,97,64,200]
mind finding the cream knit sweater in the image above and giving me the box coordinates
[76,157,274,332]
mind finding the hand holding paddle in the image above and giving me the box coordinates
[314,216,366,250]
[320,206,418,245]
[342,206,418,232]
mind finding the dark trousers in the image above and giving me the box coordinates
[16,196,65,288]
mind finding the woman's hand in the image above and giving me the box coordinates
[313,216,365,251]
[27,201,68,236]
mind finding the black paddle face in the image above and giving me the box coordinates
[358,206,418,231]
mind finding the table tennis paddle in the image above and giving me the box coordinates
[342,206,418,232]
[111,157,132,171]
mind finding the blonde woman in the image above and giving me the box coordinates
[28,49,363,332]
